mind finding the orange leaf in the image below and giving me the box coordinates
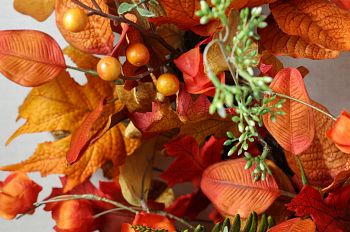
[322,169,350,192]
[6,71,115,144]
[13,0,55,21]
[263,68,315,154]
[201,158,280,218]
[268,218,316,232]
[284,101,350,187]
[270,0,350,51]
[0,30,66,87]
[66,97,106,164]
[55,0,114,54]
[1,125,127,192]
[63,46,100,69]
[259,18,340,59]
[331,0,350,10]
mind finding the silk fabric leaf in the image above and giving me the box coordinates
[13,0,55,21]
[0,30,66,87]
[268,218,316,232]
[201,158,280,218]
[270,0,350,51]
[263,68,315,154]
[55,0,114,54]
[259,19,340,59]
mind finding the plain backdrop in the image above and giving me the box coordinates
[1,0,350,231]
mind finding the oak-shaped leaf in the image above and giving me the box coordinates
[1,123,129,192]
[160,135,224,187]
[6,71,115,144]
[284,101,350,187]
[201,158,280,218]
[270,0,350,51]
[287,185,350,232]
[13,0,55,21]
[268,218,316,232]
[0,30,66,87]
[263,68,314,154]
[55,0,114,54]
[259,18,340,59]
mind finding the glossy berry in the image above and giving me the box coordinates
[97,56,121,81]
[62,8,88,33]
[126,43,150,67]
[156,73,180,96]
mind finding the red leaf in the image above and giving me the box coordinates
[287,185,350,232]
[132,212,176,232]
[160,136,224,187]
[0,30,66,87]
[174,47,225,96]
[165,190,210,220]
[263,68,315,154]
[67,97,106,164]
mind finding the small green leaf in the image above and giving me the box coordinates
[136,7,155,17]
[231,214,241,232]
[118,2,136,15]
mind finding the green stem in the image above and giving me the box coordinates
[270,91,337,121]
[66,65,98,76]
[296,156,309,186]
[280,190,297,198]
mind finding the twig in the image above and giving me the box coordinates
[90,0,102,11]
[280,190,297,199]
[94,208,130,219]
[152,210,194,229]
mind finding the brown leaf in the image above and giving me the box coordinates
[284,101,350,187]
[270,0,350,51]
[0,30,66,87]
[263,68,315,155]
[259,18,340,59]
[55,0,114,54]
[201,158,280,218]
[13,0,55,21]
[7,71,115,144]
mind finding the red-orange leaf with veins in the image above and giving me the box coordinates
[284,101,350,187]
[0,30,66,87]
[263,68,315,155]
[55,0,114,54]
[270,0,350,51]
[259,18,340,59]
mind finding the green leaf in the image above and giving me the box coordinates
[118,2,136,15]
[136,7,155,17]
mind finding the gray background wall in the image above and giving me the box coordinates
[1,0,350,231]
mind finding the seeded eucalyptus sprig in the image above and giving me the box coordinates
[197,1,285,180]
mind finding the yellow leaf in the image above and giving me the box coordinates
[55,0,114,54]
[13,0,55,22]
[7,71,115,144]
[119,139,156,206]
[63,46,100,70]
[1,125,127,192]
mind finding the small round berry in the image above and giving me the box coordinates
[156,73,180,96]
[126,43,150,67]
[62,8,88,33]
[97,56,121,81]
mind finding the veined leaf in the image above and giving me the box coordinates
[13,0,55,21]
[201,159,280,218]
[263,68,315,155]
[268,218,316,232]
[0,30,65,87]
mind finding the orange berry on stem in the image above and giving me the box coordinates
[62,8,88,33]
[126,43,150,67]
[97,56,121,81]
[156,73,180,96]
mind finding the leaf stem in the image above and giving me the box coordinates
[279,190,297,198]
[66,65,98,76]
[268,91,337,121]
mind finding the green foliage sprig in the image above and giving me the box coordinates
[118,0,159,17]
[131,225,168,232]
[197,1,285,180]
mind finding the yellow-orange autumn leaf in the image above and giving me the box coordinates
[285,102,350,187]
[55,0,114,54]
[263,68,315,155]
[63,46,100,69]
[7,71,115,144]
[259,19,340,59]
[1,125,127,192]
[270,0,350,51]
[201,159,280,218]
[0,30,66,87]
[268,218,316,232]
[13,0,55,21]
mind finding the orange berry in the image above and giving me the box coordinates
[62,8,88,33]
[156,73,180,96]
[126,43,150,67]
[97,56,121,81]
